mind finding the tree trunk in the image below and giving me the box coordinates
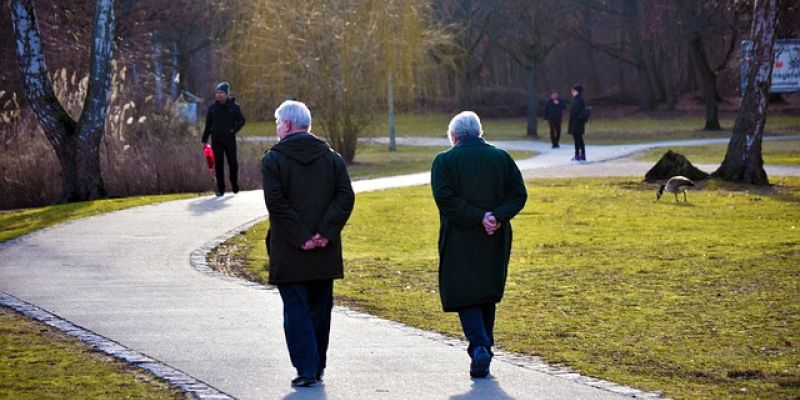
[660,50,677,111]
[10,0,115,202]
[713,0,777,186]
[689,37,722,130]
[623,0,658,110]
[525,67,538,137]
[387,72,396,151]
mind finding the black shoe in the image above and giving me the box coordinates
[291,376,317,387]
[469,346,491,378]
[215,191,224,197]
[232,184,240,194]
[316,370,324,382]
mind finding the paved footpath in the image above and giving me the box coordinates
[1,137,798,399]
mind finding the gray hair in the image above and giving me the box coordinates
[274,100,312,129]
[448,111,483,139]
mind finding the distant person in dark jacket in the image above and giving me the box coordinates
[543,90,565,148]
[261,100,355,388]
[568,84,589,162]
[202,82,246,196]
[431,111,527,379]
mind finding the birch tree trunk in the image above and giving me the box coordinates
[10,0,115,202]
[713,0,777,186]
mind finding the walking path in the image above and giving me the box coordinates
[1,136,798,399]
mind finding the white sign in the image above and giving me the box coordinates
[740,39,800,94]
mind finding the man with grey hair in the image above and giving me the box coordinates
[261,100,355,387]
[431,111,527,378]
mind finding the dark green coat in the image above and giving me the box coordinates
[431,136,527,312]
[261,132,355,284]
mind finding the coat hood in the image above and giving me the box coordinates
[270,132,331,165]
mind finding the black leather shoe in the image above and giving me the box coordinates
[291,376,317,387]
[215,191,224,197]
[232,184,240,194]
[470,346,491,378]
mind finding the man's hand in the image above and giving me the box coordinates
[301,238,317,250]
[301,234,330,250]
[482,212,501,236]
[312,233,329,248]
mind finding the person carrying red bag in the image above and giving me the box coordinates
[201,82,246,196]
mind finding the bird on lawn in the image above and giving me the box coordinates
[656,176,695,202]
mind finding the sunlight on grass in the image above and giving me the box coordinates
[228,177,800,399]
[239,114,800,144]
[0,308,182,399]
[636,139,800,166]
[0,194,199,242]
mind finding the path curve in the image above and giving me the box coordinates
[3,136,798,399]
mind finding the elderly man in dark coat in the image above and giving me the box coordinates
[431,111,527,378]
[261,100,355,387]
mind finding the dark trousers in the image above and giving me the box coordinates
[212,140,238,193]
[572,134,586,159]
[277,280,333,378]
[548,119,561,147]
[457,303,496,356]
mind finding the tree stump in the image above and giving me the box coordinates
[644,150,710,182]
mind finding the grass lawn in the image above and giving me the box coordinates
[239,114,800,144]
[0,193,200,243]
[0,308,182,400]
[236,142,535,181]
[217,177,800,399]
[0,194,200,399]
[636,139,800,166]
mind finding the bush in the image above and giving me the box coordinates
[0,69,262,210]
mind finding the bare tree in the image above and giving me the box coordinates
[494,0,568,137]
[713,0,779,185]
[10,0,115,202]
[227,0,444,163]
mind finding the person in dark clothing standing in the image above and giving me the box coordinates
[261,100,355,388]
[568,84,590,162]
[202,82,246,196]
[543,90,565,148]
[431,111,527,378]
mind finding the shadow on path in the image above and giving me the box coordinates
[281,385,329,400]
[187,195,233,215]
[449,377,516,400]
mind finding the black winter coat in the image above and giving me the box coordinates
[568,94,589,136]
[202,98,246,143]
[543,98,565,122]
[261,132,355,284]
[431,136,527,311]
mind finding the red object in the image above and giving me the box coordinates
[203,144,215,172]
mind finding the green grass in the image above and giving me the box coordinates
[225,177,800,399]
[0,193,201,398]
[239,114,800,144]
[236,142,535,180]
[0,307,182,399]
[0,194,200,243]
[347,145,534,180]
[637,139,800,166]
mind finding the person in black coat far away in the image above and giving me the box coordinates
[261,100,355,388]
[201,82,246,196]
[543,90,566,148]
[568,84,590,162]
